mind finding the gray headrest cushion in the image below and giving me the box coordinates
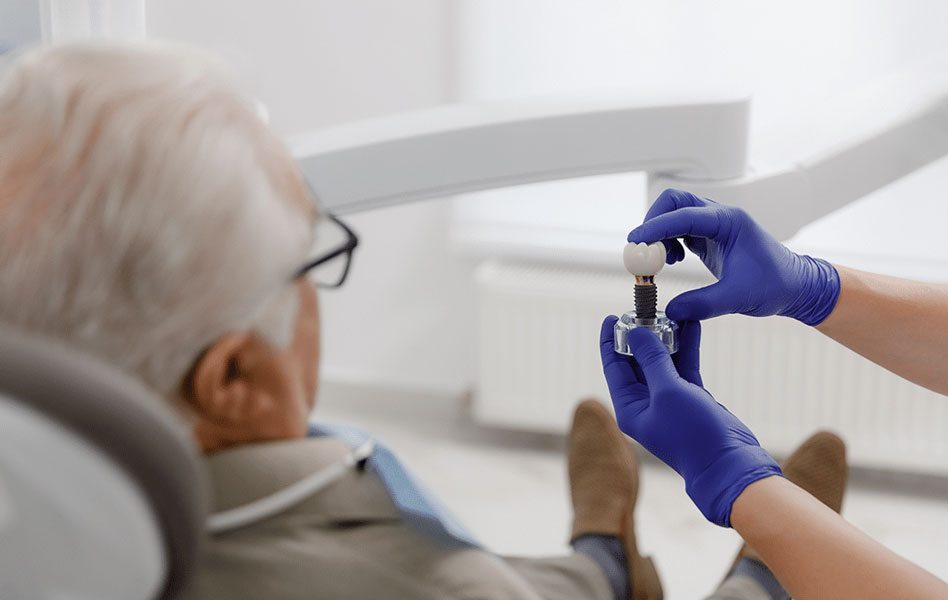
[0,325,207,599]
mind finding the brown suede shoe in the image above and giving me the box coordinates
[726,430,848,573]
[568,399,663,600]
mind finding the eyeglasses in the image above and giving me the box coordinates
[294,187,359,288]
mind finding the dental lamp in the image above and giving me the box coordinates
[290,64,948,242]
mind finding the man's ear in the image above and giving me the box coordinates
[181,330,308,452]
[184,332,258,425]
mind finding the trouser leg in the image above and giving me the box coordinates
[704,558,790,600]
[703,576,773,600]
[504,553,615,600]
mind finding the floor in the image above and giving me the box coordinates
[315,381,948,600]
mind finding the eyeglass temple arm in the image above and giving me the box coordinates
[289,63,948,241]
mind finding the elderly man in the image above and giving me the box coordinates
[0,40,659,600]
[0,43,846,600]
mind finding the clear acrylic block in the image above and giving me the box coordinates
[614,310,679,356]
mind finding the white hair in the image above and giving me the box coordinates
[0,42,313,401]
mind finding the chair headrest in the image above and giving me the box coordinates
[0,325,207,599]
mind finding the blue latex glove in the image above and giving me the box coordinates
[627,189,841,325]
[599,316,782,526]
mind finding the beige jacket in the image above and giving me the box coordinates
[187,437,611,600]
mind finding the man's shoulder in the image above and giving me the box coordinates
[205,436,397,519]
[204,437,350,510]
[191,519,444,600]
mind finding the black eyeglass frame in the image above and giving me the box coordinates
[293,213,359,288]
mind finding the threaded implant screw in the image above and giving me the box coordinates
[634,283,657,319]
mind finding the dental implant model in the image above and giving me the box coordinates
[614,242,679,355]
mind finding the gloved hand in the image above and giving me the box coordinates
[599,316,782,526]
[627,189,841,325]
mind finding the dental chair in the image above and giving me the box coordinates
[0,325,206,599]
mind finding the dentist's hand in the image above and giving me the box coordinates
[600,316,782,526]
[627,189,841,325]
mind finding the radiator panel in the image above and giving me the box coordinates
[473,260,948,475]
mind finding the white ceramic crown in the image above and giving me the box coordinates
[623,242,665,276]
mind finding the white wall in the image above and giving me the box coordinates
[147,1,478,396]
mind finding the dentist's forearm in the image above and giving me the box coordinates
[815,265,948,395]
[731,476,948,600]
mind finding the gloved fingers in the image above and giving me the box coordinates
[600,316,640,385]
[630,355,646,383]
[682,235,710,260]
[664,238,686,264]
[613,391,652,439]
[665,282,735,322]
[672,320,703,386]
[627,206,723,245]
[643,188,709,222]
[611,380,651,413]
[639,190,720,264]
[624,326,681,390]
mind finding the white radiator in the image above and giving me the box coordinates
[473,259,948,476]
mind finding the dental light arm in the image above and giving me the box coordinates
[288,93,750,215]
[653,64,948,240]
[290,64,948,241]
